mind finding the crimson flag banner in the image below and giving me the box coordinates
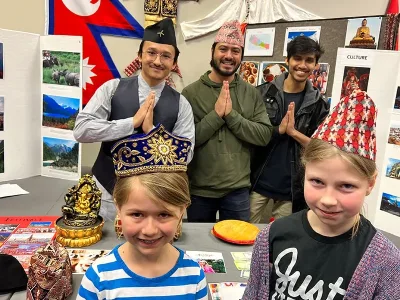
[46,0,144,105]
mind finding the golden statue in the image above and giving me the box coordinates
[62,174,102,227]
[348,19,376,49]
[55,174,105,247]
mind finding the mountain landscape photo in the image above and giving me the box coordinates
[43,137,78,173]
[43,94,79,130]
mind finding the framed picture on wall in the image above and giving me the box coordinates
[244,28,275,56]
[283,26,321,57]
[344,17,382,49]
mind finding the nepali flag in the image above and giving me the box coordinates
[46,0,144,105]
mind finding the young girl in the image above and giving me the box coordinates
[243,91,400,300]
[77,125,208,300]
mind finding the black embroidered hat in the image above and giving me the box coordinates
[0,253,28,294]
[143,18,179,50]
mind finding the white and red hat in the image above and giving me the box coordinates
[312,91,377,161]
[214,20,244,47]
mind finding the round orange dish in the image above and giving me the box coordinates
[212,220,260,245]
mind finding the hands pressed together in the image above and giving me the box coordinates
[279,102,297,136]
[133,91,155,134]
[215,81,232,118]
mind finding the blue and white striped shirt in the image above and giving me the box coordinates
[77,245,208,300]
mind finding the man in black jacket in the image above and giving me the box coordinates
[250,36,329,223]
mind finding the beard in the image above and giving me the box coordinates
[210,57,240,77]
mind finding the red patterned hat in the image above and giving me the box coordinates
[215,20,244,47]
[311,91,377,161]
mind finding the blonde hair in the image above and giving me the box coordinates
[113,172,191,217]
[301,139,377,237]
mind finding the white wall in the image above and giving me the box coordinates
[0,0,391,167]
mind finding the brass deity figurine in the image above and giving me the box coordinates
[55,174,105,247]
[62,175,101,227]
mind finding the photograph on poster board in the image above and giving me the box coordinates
[283,26,321,57]
[385,158,400,180]
[308,63,330,94]
[42,50,80,87]
[239,61,259,86]
[0,96,3,131]
[43,136,78,174]
[394,86,400,111]
[43,94,79,130]
[344,17,381,50]
[340,66,370,99]
[380,192,400,218]
[0,42,3,79]
[0,140,3,174]
[388,120,400,146]
[244,27,275,56]
[258,62,288,85]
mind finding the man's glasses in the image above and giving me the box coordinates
[145,50,173,63]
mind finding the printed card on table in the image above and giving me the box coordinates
[68,249,111,274]
[186,251,227,273]
[209,282,247,300]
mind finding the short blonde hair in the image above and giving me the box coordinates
[302,139,377,236]
[113,172,191,217]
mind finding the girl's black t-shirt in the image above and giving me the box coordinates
[268,210,376,300]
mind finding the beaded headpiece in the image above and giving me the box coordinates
[111,124,192,177]
[312,91,377,161]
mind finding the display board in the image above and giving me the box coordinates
[244,15,387,98]
[330,48,400,236]
[0,29,82,181]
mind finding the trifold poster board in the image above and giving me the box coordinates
[331,48,400,237]
[0,29,82,182]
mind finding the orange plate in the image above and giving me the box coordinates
[212,220,260,245]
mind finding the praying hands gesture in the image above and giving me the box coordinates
[279,102,310,147]
[133,91,155,133]
[279,102,295,135]
[215,81,232,117]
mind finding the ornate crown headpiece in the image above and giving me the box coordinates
[111,124,192,177]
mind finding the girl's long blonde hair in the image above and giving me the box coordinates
[301,139,377,236]
[113,172,191,217]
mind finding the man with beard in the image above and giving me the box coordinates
[73,18,195,221]
[182,20,273,222]
[250,36,329,223]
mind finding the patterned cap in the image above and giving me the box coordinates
[111,124,192,177]
[215,20,244,47]
[311,91,377,161]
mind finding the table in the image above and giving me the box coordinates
[1,175,400,299]
[8,221,261,300]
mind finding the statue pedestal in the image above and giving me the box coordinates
[55,216,104,247]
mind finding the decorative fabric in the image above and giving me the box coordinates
[311,91,377,161]
[111,124,192,177]
[383,13,400,50]
[215,20,244,47]
[26,240,73,300]
[46,0,144,106]
[143,18,178,48]
[180,0,321,41]
[144,0,178,28]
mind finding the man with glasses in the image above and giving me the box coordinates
[73,18,195,221]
